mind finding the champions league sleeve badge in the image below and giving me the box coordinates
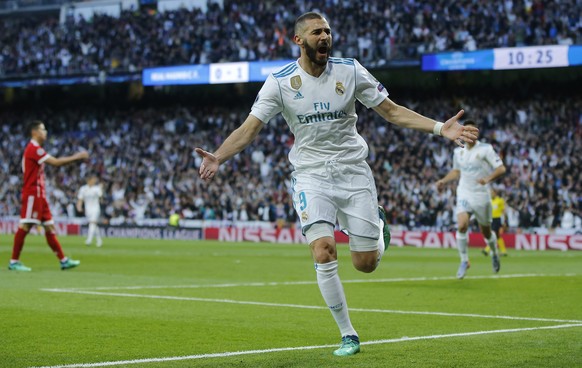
[335,82,345,95]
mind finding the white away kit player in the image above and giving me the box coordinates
[436,120,506,279]
[194,12,478,356]
[77,176,103,247]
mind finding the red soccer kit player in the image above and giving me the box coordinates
[20,139,52,225]
[9,121,89,272]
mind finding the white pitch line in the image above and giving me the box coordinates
[42,273,578,292]
[30,323,582,368]
[40,289,582,324]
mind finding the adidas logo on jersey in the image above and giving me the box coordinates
[293,91,304,100]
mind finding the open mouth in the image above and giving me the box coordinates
[317,45,329,56]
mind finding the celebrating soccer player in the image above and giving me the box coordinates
[436,120,507,279]
[195,12,477,356]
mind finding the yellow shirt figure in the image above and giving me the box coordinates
[492,196,505,219]
[168,213,180,227]
[484,190,507,256]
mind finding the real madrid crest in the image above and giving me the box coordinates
[335,81,345,95]
[290,75,302,90]
[301,211,308,222]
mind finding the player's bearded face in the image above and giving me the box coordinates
[301,19,332,66]
[305,38,331,66]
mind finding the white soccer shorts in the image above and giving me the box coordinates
[85,208,101,223]
[291,161,380,251]
[455,196,492,226]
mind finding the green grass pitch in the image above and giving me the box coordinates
[1,234,581,368]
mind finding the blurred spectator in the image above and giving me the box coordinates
[561,203,581,229]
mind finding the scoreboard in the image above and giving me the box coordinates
[422,45,582,71]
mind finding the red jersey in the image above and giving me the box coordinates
[21,139,51,198]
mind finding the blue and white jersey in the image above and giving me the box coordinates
[250,58,388,170]
[453,141,503,200]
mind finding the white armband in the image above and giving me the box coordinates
[433,122,444,136]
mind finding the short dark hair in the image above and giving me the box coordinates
[463,119,477,127]
[294,12,324,35]
[27,120,44,136]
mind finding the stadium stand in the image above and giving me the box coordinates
[1,0,580,77]
[1,94,580,230]
[0,0,580,233]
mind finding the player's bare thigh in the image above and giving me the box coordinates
[479,223,492,238]
[18,223,56,233]
[457,212,470,233]
[18,223,33,232]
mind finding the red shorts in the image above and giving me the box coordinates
[20,194,53,225]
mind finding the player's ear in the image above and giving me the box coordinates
[293,34,303,46]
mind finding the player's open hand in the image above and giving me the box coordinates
[441,110,478,147]
[75,151,89,160]
[195,148,219,181]
[435,180,445,190]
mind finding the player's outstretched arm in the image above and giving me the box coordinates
[196,114,264,181]
[45,151,89,167]
[372,98,478,147]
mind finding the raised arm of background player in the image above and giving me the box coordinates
[195,99,478,182]
[436,162,507,190]
[477,165,507,185]
[435,168,461,190]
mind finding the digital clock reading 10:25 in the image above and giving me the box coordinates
[493,45,569,70]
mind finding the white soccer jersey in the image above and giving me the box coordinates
[78,184,103,212]
[250,58,388,170]
[453,141,503,200]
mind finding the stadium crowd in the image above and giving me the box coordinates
[1,0,581,77]
[1,95,580,232]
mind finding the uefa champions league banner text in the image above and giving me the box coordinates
[1,219,580,250]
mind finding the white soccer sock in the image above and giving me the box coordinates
[456,231,469,262]
[95,225,102,242]
[486,232,498,256]
[87,223,96,244]
[376,219,386,266]
[315,261,357,337]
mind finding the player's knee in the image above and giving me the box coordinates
[348,234,379,273]
[310,237,336,263]
[351,250,378,273]
[457,223,469,233]
[44,225,56,234]
[306,222,336,263]
[354,259,376,273]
